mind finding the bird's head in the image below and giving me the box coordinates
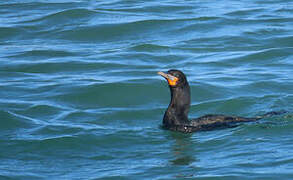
[157,69,188,88]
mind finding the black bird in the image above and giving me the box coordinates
[158,69,285,133]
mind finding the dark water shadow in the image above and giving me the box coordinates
[168,132,197,166]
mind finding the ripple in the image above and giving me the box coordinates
[22,8,96,24]
[0,27,26,40]
[225,8,266,17]
[5,49,77,59]
[52,81,167,109]
[15,104,64,122]
[0,110,32,130]
[57,16,221,42]
[3,61,119,74]
[129,43,171,52]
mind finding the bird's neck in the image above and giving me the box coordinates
[163,84,191,127]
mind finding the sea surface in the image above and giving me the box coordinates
[1,0,293,179]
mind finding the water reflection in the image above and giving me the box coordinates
[169,132,196,166]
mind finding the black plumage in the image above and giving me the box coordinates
[158,69,285,133]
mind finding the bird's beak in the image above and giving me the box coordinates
[157,71,178,86]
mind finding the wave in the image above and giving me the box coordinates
[55,16,220,42]
[5,49,76,59]
[51,80,168,109]
[21,8,96,25]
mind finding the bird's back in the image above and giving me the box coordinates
[188,114,259,131]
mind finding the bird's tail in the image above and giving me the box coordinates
[256,110,288,119]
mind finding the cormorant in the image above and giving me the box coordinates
[158,69,285,133]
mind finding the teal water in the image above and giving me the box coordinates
[1,0,293,179]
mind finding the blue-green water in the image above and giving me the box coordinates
[1,0,293,179]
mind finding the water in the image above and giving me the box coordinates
[1,0,293,179]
